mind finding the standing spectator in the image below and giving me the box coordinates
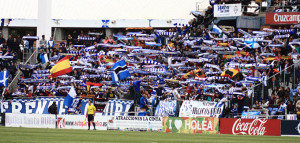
[48,101,57,114]
[27,34,35,53]
[66,34,73,47]
[6,35,13,50]
[39,35,47,50]
[0,34,5,45]
[10,38,19,55]
[37,49,45,63]
[19,41,24,62]
[48,37,55,53]
[140,93,149,110]
[231,104,238,118]
[287,101,295,114]
[284,60,291,86]
[8,62,17,77]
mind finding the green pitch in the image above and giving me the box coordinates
[0,127,298,143]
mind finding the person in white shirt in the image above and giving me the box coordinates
[47,37,55,53]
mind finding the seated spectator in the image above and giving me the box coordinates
[287,100,295,114]
[253,100,262,109]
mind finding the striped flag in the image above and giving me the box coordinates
[50,56,72,78]
[111,60,130,82]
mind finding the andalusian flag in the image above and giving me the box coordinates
[50,56,72,78]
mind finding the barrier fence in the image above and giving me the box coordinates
[2,113,300,136]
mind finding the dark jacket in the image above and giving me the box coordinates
[48,103,57,114]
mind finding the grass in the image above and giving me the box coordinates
[0,127,299,143]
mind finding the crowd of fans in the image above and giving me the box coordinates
[1,4,300,119]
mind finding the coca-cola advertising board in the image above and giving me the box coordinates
[265,12,300,24]
[220,118,281,136]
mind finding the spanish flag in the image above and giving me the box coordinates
[223,55,235,59]
[50,56,72,78]
[263,57,278,61]
[236,51,248,56]
[217,42,229,47]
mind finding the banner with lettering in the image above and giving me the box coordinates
[162,117,219,134]
[5,113,56,128]
[57,115,109,130]
[265,12,300,24]
[214,4,242,17]
[108,116,163,131]
[179,101,224,118]
[220,118,281,136]
[94,98,107,113]
[0,98,89,115]
[155,100,177,117]
[103,99,134,116]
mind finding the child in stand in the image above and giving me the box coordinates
[231,104,238,118]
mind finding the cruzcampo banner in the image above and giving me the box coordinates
[162,117,219,134]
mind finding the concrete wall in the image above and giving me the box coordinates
[0,0,209,20]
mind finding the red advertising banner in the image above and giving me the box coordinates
[220,118,281,136]
[265,12,300,24]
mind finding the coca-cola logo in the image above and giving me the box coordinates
[232,119,267,135]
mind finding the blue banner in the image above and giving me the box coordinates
[155,100,177,117]
[281,120,300,136]
[103,99,134,116]
[0,97,89,115]
[241,111,261,119]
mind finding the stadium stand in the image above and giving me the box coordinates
[1,0,300,122]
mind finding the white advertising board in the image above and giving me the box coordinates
[214,4,242,17]
[179,101,224,118]
[57,115,109,130]
[108,116,162,131]
[5,113,56,128]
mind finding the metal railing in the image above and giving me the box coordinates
[249,59,300,102]
[6,48,39,93]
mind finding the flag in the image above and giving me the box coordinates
[212,24,227,38]
[63,86,77,108]
[0,70,9,87]
[263,57,278,61]
[244,38,260,49]
[50,56,72,78]
[236,51,249,56]
[111,60,130,82]
[212,24,223,35]
[83,117,87,125]
[41,53,49,64]
[223,55,235,59]
[217,42,229,47]
[221,69,239,79]
[86,82,103,91]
